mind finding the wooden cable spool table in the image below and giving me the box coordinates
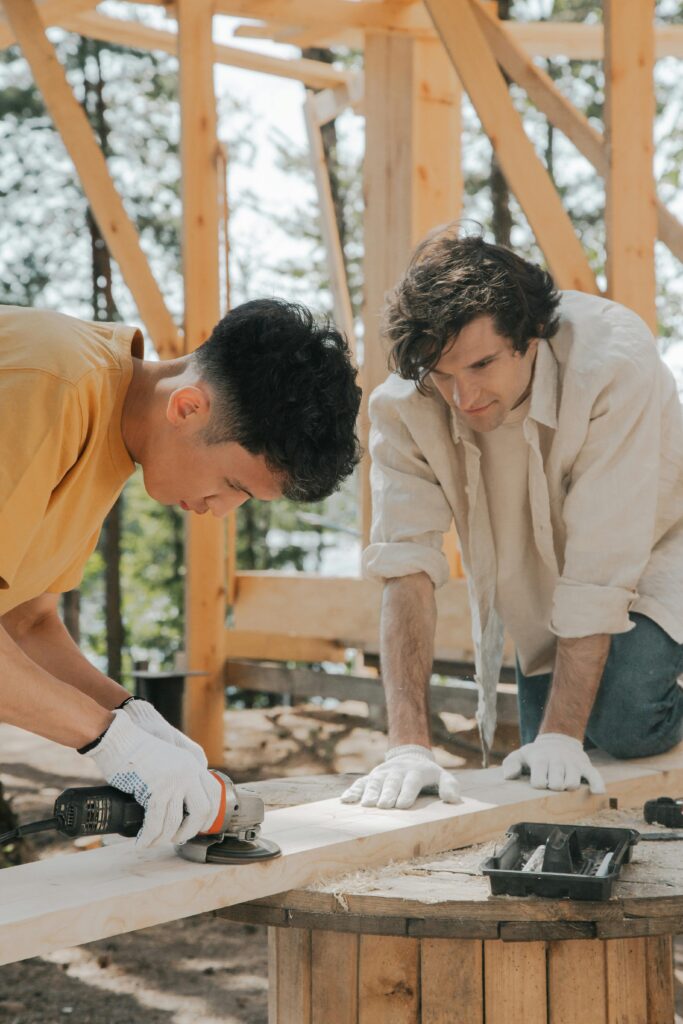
[221,776,683,1024]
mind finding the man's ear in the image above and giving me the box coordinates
[166,384,211,428]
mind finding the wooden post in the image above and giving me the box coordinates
[361,32,461,545]
[178,0,225,763]
[2,0,181,358]
[604,0,657,331]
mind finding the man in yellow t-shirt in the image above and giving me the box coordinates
[0,301,361,846]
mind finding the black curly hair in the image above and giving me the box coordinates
[193,299,362,502]
[384,225,561,393]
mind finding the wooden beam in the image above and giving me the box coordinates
[230,573,515,663]
[604,0,657,331]
[2,746,683,966]
[310,76,364,126]
[224,659,521,724]
[471,3,683,268]
[424,0,596,294]
[2,0,182,359]
[178,0,225,764]
[303,91,356,356]
[0,0,99,49]
[223,629,347,663]
[55,10,355,89]
[119,2,683,58]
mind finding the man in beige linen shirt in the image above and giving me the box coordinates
[342,228,683,810]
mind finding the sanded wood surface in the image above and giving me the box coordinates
[2,749,683,966]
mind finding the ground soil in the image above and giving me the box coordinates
[1,702,682,1023]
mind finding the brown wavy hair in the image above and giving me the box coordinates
[384,225,561,393]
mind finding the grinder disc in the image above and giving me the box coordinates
[176,834,281,864]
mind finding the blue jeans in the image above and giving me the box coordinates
[516,613,683,758]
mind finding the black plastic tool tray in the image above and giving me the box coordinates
[481,822,640,901]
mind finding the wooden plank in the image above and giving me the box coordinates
[224,629,347,664]
[3,0,181,359]
[178,0,225,764]
[223,659,521,725]
[2,749,683,966]
[303,91,356,356]
[273,927,311,1024]
[231,572,515,664]
[424,0,596,294]
[359,935,419,1024]
[547,939,607,1023]
[421,938,483,1024]
[484,940,547,1024]
[644,935,675,1023]
[57,10,355,89]
[604,1,657,331]
[605,939,648,1024]
[311,930,358,1024]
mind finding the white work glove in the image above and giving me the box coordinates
[340,744,461,809]
[83,709,223,848]
[502,732,605,794]
[120,697,208,768]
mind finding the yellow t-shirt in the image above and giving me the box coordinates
[0,305,143,614]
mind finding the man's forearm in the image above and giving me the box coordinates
[541,633,612,740]
[0,620,113,748]
[381,573,437,748]
[2,595,128,711]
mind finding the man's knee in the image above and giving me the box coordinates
[587,691,683,759]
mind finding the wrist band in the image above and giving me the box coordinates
[77,725,110,755]
[117,696,136,710]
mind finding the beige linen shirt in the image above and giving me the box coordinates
[363,291,683,753]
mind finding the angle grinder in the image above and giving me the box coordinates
[0,770,281,864]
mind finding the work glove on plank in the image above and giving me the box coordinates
[502,732,605,794]
[119,697,208,768]
[340,744,461,809]
[83,709,222,847]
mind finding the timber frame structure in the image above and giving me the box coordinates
[2,0,681,760]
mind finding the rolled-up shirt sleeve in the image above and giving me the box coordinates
[551,343,662,638]
[362,387,453,588]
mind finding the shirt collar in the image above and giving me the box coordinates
[528,338,558,430]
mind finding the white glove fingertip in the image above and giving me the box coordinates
[586,770,606,795]
[530,758,550,790]
[340,777,367,804]
[501,752,523,780]
[438,774,461,804]
[395,775,423,810]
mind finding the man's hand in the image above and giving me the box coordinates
[502,733,605,794]
[83,710,222,847]
[120,698,208,768]
[340,744,460,809]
